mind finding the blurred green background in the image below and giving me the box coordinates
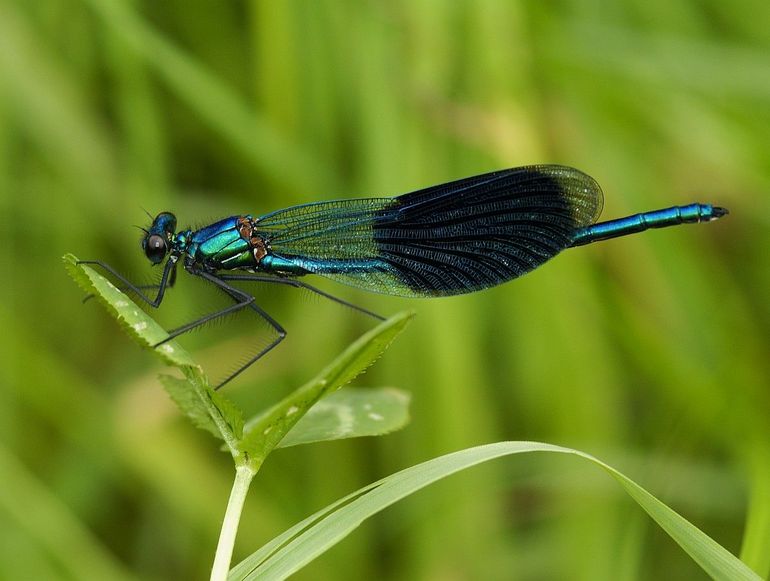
[1,1,769,579]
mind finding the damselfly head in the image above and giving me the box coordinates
[142,212,177,265]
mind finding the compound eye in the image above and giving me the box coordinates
[145,234,167,264]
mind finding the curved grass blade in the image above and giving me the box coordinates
[276,387,411,448]
[230,442,760,581]
[238,311,414,468]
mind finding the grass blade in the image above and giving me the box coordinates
[232,442,760,581]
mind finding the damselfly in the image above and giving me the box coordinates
[81,165,728,388]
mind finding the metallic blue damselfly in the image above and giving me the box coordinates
[81,165,728,388]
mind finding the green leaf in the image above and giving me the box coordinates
[160,374,244,444]
[276,387,411,448]
[230,442,761,581]
[63,253,196,369]
[160,375,221,437]
[64,254,244,457]
[238,311,414,468]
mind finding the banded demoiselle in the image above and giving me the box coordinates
[81,165,728,387]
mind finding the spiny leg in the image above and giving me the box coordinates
[154,270,286,389]
[200,271,287,390]
[83,265,178,303]
[78,258,177,308]
[154,292,253,344]
[214,300,286,389]
[217,273,385,321]
[83,283,165,304]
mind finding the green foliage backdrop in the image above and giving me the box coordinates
[1,1,768,579]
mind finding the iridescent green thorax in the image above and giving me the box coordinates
[186,216,258,270]
[171,230,191,253]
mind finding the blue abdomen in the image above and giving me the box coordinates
[570,203,726,247]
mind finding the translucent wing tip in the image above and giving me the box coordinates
[539,164,604,225]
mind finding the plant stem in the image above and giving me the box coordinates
[210,464,256,581]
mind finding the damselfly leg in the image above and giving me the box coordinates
[216,273,385,321]
[153,270,286,389]
[78,259,177,308]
